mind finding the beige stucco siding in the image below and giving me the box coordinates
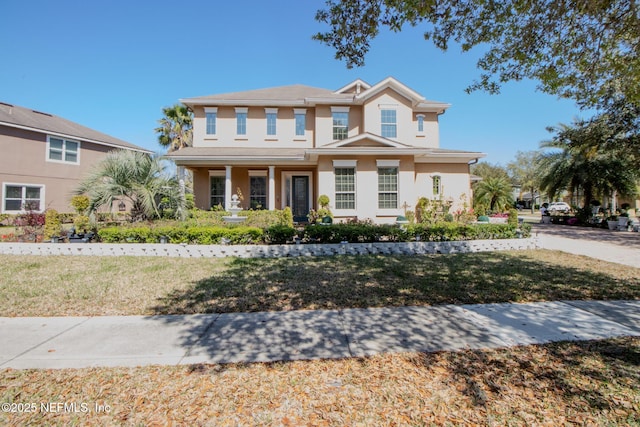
[193,106,316,149]
[362,89,439,148]
[414,163,472,212]
[0,125,115,213]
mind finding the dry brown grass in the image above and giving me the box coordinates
[0,250,638,317]
[1,337,638,426]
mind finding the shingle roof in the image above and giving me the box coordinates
[181,84,353,105]
[0,101,151,152]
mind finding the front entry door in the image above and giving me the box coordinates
[291,176,310,223]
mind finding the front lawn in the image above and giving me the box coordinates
[0,250,638,317]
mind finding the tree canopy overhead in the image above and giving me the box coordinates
[314,0,640,108]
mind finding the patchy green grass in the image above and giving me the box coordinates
[1,337,638,425]
[0,250,638,317]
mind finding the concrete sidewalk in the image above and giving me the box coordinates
[1,300,639,369]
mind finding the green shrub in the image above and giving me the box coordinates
[70,195,90,215]
[265,225,296,244]
[508,209,519,225]
[97,225,263,244]
[44,209,63,240]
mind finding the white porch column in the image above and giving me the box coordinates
[268,165,276,210]
[225,165,233,211]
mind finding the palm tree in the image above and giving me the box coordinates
[77,150,185,220]
[155,104,193,152]
[473,177,514,212]
[539,122,638,207]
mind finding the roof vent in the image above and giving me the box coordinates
[32,110,52,117]
[0,102,14,107]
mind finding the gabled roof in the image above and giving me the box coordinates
[0,102,151,152]
[181,77,450,112]
[321,132,413,149]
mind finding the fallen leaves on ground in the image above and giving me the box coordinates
[1,337,638,426]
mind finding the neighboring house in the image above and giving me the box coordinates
[167,77,485,223]
[0,102,151,214]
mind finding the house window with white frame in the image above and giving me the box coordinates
[294,109,306,137]
[332,109,349,140]
[3,183,44,213]
[210,175,225,209]
[381,109,397,138]
[205,108,217,135]
[378,167,398,209]
[235,108,247,135]
[335,167,356,209]
[48,136,79,164]
[249,172,267,210]
[265,108,277,136]
[432,175,442,196]
[417,114,425,133]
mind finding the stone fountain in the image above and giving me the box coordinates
[222,194,247,223]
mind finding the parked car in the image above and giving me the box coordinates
[548,202,571,213]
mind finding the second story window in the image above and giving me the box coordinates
[47,136,79,164]
[205,107,217,135]
[235,107,248,136]
[332,107,349,140]
[265,108,277,136]
[381,109,397,138]
[294,109,306,137]
[417,114,425,133]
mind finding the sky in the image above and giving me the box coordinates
[1,0,586,165]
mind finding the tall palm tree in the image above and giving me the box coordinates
[77,150,185,220]
[155,104,193,152]
[473,177,514,212]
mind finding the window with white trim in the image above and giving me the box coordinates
[3,183,44,213]
[335,168,356,209]
[47,136,79,164]
[378,167,398,209]
[331,107,349,140]
[249,171,267,210]
[432,175,442,196]
[209,173,225,209]
[205,108,217,135]
[265,108,277,136]
[235,108,247,135]
[381,109,397,138]
[294,109,306,136]
[416,114,425,133]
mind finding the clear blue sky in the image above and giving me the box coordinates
[1,0,584,165]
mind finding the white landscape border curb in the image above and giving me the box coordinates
[0,238,541,258]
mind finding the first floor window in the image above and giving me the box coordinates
[432,175,442,196]
[48,136,79,163]
[250,176,267,210]
[3,184,43,212]
[210,176,225,209]
[335,167,356,209]
[378,167,398,209]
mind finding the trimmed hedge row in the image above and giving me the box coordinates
[303,222,531,244]
[97,222,531,245]
[98,226,263,245]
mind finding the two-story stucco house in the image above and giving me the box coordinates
[167,77,485,223]
[0,102,151,214]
